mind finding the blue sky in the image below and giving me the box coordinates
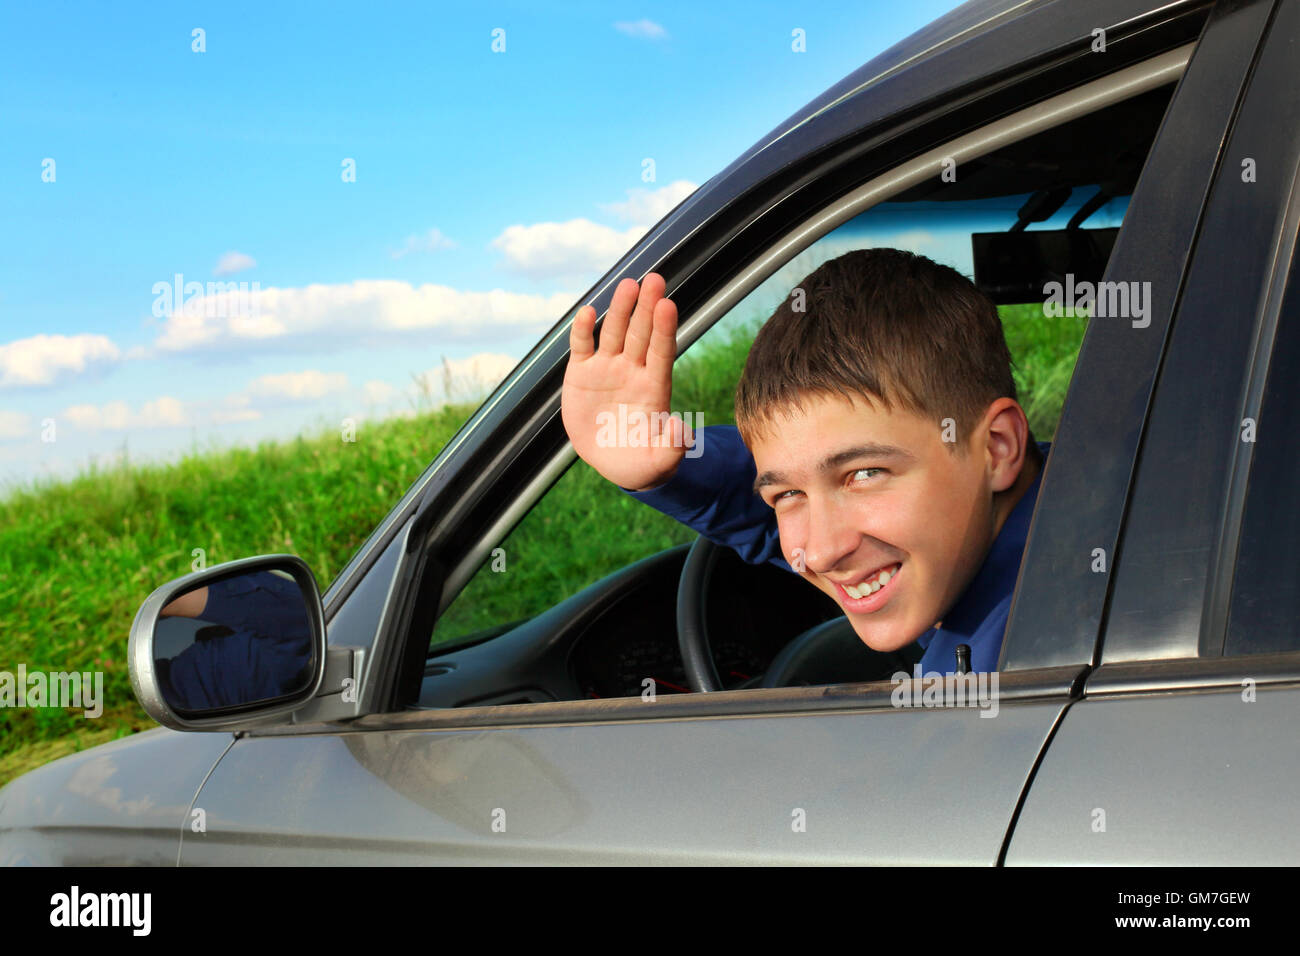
[0,0,969,495]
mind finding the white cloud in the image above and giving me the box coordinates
[246,369,350,401]
[62,396,188,432]
[412,353,518,404]
[214,251,257,276]
[0,334,121,388]
[0,410,30,440]
[491,182,696,280]
[491,218,645,281]
[391,228,457,259]
[210,355,516,424]
[614,19,667,39]
[353,353,520,414]
[442,352,517,383]
[598,181,698,227]
[211,394,261,425]
[362,380,398,406]
[149,280,575,354]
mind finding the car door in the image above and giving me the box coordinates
[1005,0,1300,864]
[178,0,1242,865]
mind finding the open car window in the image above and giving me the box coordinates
[425,76,1178,694]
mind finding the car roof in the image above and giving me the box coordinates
[723,0,1192,176]
[798,0,1048,125]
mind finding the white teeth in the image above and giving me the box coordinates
[842,564,899,600]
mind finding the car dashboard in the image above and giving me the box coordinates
[415,543,842,708]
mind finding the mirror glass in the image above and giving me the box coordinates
[154,566,316,714]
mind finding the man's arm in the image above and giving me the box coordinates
[620,425,790,572]
[160,586,208,618]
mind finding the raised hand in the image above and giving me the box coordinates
[562,272,693,491]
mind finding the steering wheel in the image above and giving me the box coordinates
[675,535,727,692]
[676,534,921,691]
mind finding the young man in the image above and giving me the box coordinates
[561,248,1046,675]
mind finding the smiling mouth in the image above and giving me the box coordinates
[834,562,902,605]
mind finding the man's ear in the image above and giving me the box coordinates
[981,398,1029,493]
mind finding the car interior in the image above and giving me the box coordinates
[414,78,1180,710]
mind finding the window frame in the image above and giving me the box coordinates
[444,52,1193,682]
[1001,0,1280,673]
[1223,243,1300,657]
[1089,0,1300,682]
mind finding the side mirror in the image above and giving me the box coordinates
[128,555,326,731]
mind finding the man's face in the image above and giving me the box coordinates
[749,391,996,653]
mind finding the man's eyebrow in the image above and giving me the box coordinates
[752,443,915,495]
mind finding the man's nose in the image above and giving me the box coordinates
[800,494,859,573]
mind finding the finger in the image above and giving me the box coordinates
[597,277,638,355]
[624,272,665,365]
[645,292,678,382]
[570,305,596,360]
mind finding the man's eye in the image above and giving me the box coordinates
[851,468,884,482]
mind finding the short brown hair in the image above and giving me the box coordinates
[734,248,1022,452]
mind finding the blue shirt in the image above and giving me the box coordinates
[623,425,1048,675]
[160,570,315,712]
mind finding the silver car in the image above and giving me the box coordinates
[3,0,1299,865]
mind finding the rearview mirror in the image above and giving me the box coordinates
[972,226,1119,305]
[128,555,326,730]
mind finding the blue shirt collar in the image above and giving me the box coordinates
[916,441,1049,650]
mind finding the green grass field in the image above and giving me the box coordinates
[0,302,1086,786]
